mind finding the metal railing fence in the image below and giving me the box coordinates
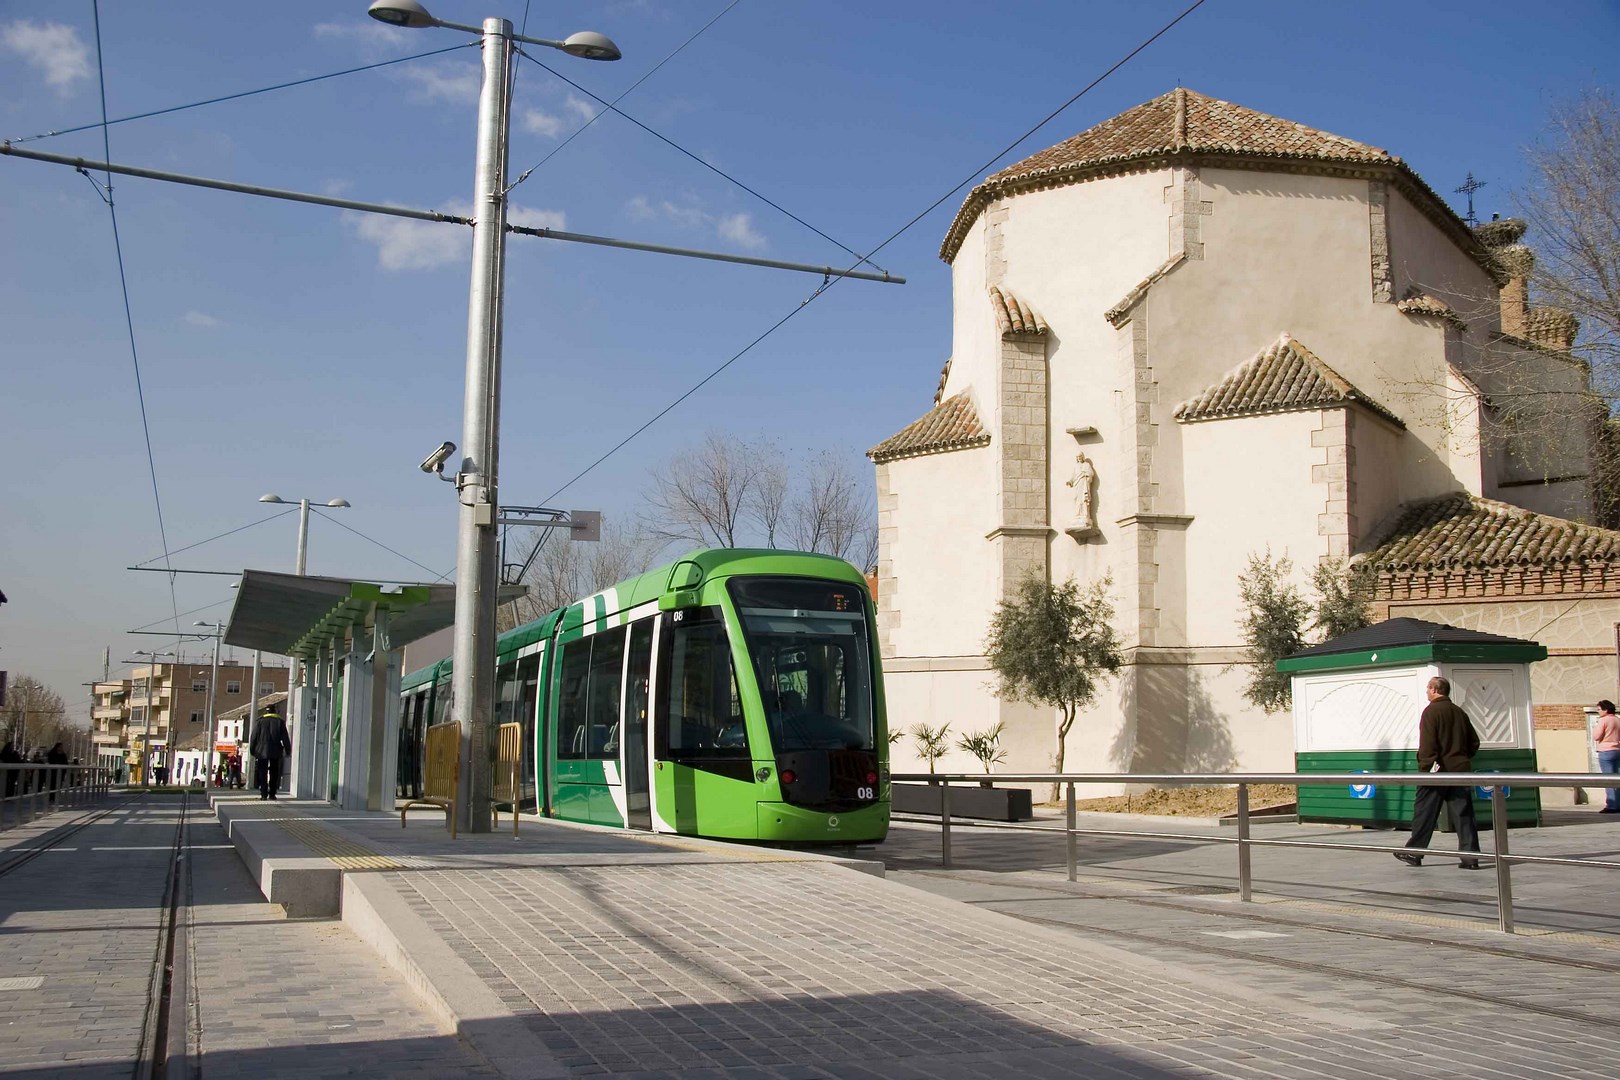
[0,765,115,831]
[889,771,1620,935]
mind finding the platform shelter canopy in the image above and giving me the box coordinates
[223,570,521,659]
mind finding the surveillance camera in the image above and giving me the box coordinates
[420,441,456,475]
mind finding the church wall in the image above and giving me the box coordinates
[947,219,994,397]
[1384,191,1499,327]
[1000,172,1179,594]
[1348,408,1410,549]
[881,446,998,661]
[1141,168,1470,516]
[1478,340,1595,520]
[1179,410,1329,646]
[1061,653,1289,778]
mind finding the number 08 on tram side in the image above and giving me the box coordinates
[398,549,890,844]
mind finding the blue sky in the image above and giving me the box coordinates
[3,0,1616,721]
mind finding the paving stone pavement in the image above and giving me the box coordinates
[10,792,1620,1078]
[0,794,501,1078]
[186,812,502,1079]
[0,797,175,1079]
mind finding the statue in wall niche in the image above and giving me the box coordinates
[1065,452,1098,539]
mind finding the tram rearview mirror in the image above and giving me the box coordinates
[659,589,701,612]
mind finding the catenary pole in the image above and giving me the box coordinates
[449,16,513,834]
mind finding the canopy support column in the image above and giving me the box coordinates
[338,629,372,810]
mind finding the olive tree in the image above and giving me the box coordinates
[984,573,1122,798]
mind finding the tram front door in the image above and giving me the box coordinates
[623,620,653,830]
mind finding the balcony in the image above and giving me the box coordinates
[92,705,126,720]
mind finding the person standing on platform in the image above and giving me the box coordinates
[46,743,67,804]
[1594,699,1620,813]
[249,707,291,801]
[1,741,19,799]
[1394,676,1487,870]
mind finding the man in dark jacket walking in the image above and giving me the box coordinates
[1395,676,1487,869]
[249,708,292,800]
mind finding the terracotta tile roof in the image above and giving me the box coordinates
[868,392,991,464]
[1397,289,1466,330]
[939,88,1484,270]
[1363,493,1620,570]
[988,286,1048,336]
[997,88,1391,182]
[1174,333,1404,428]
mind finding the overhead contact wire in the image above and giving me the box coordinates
[543,0,1211,501]
[9,43,475,145]
[90,0,182,641]
[131,508,297,568]
[310,508,445,581]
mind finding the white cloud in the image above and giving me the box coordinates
[396,63,481,104]
[521,109,564,138]
[348,199,566,270]
[182,311,222,328]
[716,212,766,251]
[564,94,599,123]
[315,20,477,104]
[2,21,91,94]
[313,20,406,55]
[626,197,767,250]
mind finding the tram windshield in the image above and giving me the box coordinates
[728,577,875,753]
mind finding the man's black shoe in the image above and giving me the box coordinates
[1458,859,1493,870]
[1393,852,1424,867]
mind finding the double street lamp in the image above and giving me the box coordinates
[258,493,349,797]
[258,494,351,577]
[366,0,622,833]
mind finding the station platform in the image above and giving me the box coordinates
[6,791,1620,1078]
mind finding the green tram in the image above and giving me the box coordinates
[398,549,890,844]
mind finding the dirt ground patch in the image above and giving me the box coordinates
[1045,783,1297,817]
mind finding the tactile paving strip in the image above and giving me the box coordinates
[276,818,410,870]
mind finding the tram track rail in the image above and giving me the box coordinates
[901,867,1620,1030]
[0,798,129,880]
[902,864,1620,974]
[134,791,194,1080]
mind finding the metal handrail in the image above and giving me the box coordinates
[0,765,115,831]
[889,770,1620,935]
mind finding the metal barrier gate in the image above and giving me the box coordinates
[492,721,523,838]
[400,722,462,838]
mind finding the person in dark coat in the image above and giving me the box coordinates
[249,708,292,800]
[1,741,19,799]
[46,743,68,803]
[1395,676,1487,870]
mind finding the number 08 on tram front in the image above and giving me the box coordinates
[398,549,890,844]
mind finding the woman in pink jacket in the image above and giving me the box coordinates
[1595,700,1620,813]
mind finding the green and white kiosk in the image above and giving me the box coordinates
[1278,618,1545,828]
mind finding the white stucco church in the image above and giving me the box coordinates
[870,88,1618,782]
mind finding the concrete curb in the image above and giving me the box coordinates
[342,873,569,1080]
[215,802,342,918]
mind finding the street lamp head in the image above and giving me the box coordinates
[326,498,352,508]
[367,0,436,29]
[259,494,285,504]
[560,31,622,61]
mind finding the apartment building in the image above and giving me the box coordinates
[99,658,289,781]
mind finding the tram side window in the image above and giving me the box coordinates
[556,629,624,760]
[656,608,747,762]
